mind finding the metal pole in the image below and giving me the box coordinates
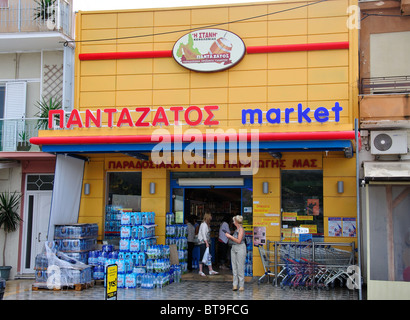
[355,118,363,300]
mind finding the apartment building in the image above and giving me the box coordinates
[0,0,74,280]
[358,0,410,299]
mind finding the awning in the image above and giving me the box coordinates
[30,131,356,158]
[364,161,410,181]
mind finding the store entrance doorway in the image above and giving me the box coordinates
[185,187,240,271]
[170,172,253,279]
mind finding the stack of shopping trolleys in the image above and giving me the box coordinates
[257,240,357,290]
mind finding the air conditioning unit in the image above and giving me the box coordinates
[371,130,408,155]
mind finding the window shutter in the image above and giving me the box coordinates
[3,82,27,151]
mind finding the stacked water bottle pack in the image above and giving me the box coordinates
[165,212,188,273]
[54,223,98,264]
[104,206,122,240]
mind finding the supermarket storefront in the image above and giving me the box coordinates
[31,0,359,278]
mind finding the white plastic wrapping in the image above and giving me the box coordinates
[33,241,92,290]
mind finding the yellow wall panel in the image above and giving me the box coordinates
[191,7,229,25]
[268,68,307,86]
[308,50,348,67]
[153,9,190,27]
[308,0,349,18]
[117,27,154,44]
[308,83,348,101]
[191,72,228,89]
[79,44,117,54]
[252,197,280,216]
[117,59,153,75]
[80,91,116,108]
[153,26,189,43]
[253,177,280,198]
[142,179,167,199]
[230,21,268,38]
[308,16,348,35]
[80,76,116,92]
[268,51,307,69]
[117,43,154,53]
[229,87,267,104]
[229,4,267,23]
[324,177,356,197]
[191,88,228,104]
[324,197,356,217]
[117,75,153,91]
[268,35,307,45]
[229,70,267,87]
[82,180,104,198]
[153,73,190,90]
[83,161,104,180]
[81,29,117,44]
[268,19,307,37]
[80,61,117,76]
[153,89,190,105]
[308,32,348,43]
[116,90,153,106]
[323,156,356,177]
[80,198,104,217]
[308,66,348,84]
[153,58,188,74]
[117,11,154,28]
[81,13,117,29]
[268,2,307,20]
[233,54,268,71]
[268,85,307,102]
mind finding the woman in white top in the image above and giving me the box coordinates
[197,212,219,276]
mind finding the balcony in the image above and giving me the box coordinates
[0,0,73,52]
[360,76,410,95]
[0,118,43,152]
[359,75,410,127]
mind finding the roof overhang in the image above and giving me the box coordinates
[364,161,410,182]
[30,131,356,159]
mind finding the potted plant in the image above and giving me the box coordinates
[35,95,63,130]
[16,131,31,151]
[34,0,57,29]
[0,192,22,280]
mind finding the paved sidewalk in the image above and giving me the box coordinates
[3,278,360,301]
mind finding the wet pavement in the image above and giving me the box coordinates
[3,278,361,301]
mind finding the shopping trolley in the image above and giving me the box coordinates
[275,241,356,290]
[256,244,276,284]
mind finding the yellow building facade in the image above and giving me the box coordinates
[32,0,359,277]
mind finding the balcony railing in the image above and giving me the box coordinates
[0,0,72,37]
[0,118,44,152]
[360,75,410,95]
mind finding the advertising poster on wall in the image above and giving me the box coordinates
[342,218,357,237]
[328,217,342,237]
[253,227,266,246]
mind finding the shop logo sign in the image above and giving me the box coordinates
[172,28,246,72]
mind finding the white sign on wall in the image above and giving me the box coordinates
[172,28,246,72]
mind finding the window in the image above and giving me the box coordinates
[26,174,54,191]
[281,170,323,239]
[106,172,142,211]
[105,172,142,241]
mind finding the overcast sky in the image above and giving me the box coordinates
[73,0,275,11]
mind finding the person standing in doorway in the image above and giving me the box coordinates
[218,214,231,269]
[198,212,219,276]
[225,215,246,291]
[186,215,196,272]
